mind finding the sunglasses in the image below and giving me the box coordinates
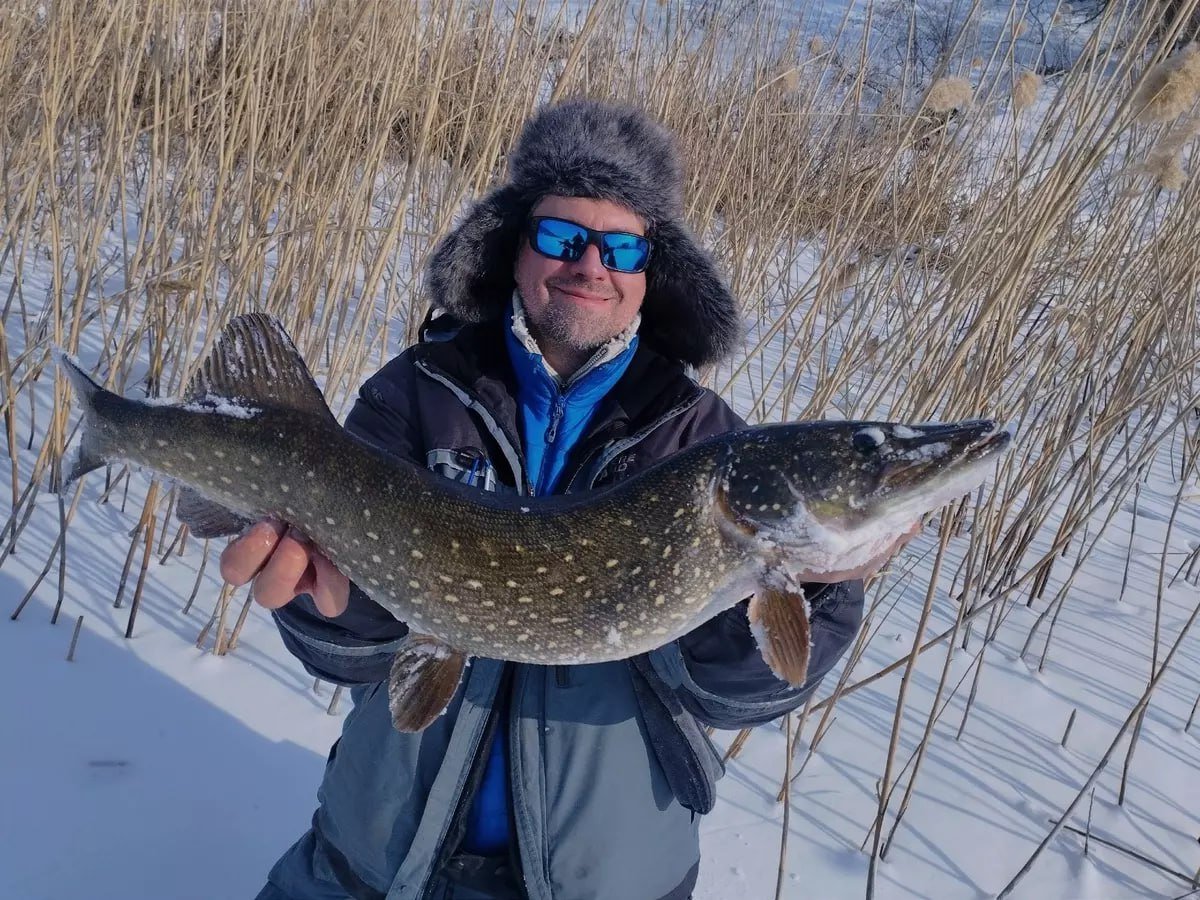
[527,216,652,274]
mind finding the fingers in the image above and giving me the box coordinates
[278,530,348,616]
[310,551,350,617]
[252,530,316,609]
[221,520,349,615]
[220,520,286,586]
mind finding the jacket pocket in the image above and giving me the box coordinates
[426,447,498,490]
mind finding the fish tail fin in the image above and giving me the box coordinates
[54,348,116,488]
[54,346,103,408]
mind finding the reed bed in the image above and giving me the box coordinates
[2,0,1199,893]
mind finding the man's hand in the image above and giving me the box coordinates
[220,519,350,617]
[790,521,922,584]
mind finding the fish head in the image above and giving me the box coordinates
[713,419,1011,570]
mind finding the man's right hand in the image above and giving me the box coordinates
[220,519,350,617]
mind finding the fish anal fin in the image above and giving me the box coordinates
[748,582,811,687]
[176,487,252,539]
[187,314,332,420]
[388,634,468,732]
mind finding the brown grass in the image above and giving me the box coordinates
[1,0,1199,892]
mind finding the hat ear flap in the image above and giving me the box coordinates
[427,184,528,323]
[642,220,742,369]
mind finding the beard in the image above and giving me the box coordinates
[528,279,627,352]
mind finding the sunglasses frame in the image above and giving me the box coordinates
[526,216,653,274]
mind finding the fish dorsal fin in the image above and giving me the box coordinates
[748,581,812,687]
[186,313,333,419]
[388,634,468,732]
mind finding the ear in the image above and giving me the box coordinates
[426,184,528,323]
[642,220,742,368]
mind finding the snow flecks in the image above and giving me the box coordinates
[895,440,950,462]
[180,395,262,419]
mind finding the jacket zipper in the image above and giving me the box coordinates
[415,360,531,495]
[418,359,703,695]
[538,395,566,492]
[544,396,565,444]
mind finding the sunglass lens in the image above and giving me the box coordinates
[602,233,650,273]
[534,218,588,262]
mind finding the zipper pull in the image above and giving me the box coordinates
[545,398,565,444]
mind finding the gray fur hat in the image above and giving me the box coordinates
[425,98,741,368]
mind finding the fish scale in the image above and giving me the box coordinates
[115,401,751,663]
[56,313,1011,730]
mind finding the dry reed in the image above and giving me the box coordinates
[1,0,1198,892]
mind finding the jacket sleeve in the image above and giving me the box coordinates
[664,580,865,728]
[656,389,867,727]
[269,352,422,686]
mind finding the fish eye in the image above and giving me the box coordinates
[852,428,884,455]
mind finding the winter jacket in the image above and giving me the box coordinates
[464,302,639,855]
[260,317,866,900]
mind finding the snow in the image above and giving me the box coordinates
[180,396,263,419]
[3,6,1199,900]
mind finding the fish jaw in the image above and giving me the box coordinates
[713,421,1011,579]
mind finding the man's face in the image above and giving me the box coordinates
[514,196,648,363]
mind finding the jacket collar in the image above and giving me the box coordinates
[507,293,641,391]
[413,317,703,488]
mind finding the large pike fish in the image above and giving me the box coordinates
[57,314,1011,730]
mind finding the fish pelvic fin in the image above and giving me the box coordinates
[176,487,253,539]
[54,348,115,488]
[748,580,812,687]
[187,313,335,421]
[388,634,468,732]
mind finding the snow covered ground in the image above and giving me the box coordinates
[4,217,1198,900]
[4,383,1197,900]
[3,3,1200,900]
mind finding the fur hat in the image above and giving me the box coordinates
[425,99,741,368]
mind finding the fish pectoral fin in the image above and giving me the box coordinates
[747,583,812,687]
[186,313,335,421]
[176,487,253,539]
[387,634,468,732]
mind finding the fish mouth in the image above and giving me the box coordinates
[879,419,1011,491]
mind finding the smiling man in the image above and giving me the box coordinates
[224,99,874,900]
[514,196,648,376]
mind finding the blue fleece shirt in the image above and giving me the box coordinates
[460,304,638,855]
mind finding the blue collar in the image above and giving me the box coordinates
[503,301,639,404]
[503,301,639,494]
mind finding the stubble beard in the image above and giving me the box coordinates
[530,282,625,353]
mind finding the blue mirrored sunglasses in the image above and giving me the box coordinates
[527,216,652,274]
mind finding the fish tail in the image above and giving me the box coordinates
[54,348,121,488]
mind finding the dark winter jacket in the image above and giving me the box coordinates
[261,318,866,900]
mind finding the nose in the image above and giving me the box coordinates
[565,241,609,280]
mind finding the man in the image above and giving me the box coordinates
[224,99,881,900]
